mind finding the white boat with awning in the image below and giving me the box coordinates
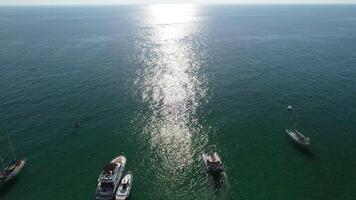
[96,155,126,200]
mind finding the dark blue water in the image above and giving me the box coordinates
[0,5,356,200]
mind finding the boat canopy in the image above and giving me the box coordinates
[99,163,121,182]
[102,163,121,175]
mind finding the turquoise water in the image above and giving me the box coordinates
[0,5,356,200]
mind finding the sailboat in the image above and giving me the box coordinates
[0,130,26,182]
[286,106,311,147]
[286,129,310,147]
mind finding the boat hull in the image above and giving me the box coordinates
[286,129,310,147]
[0,159,26,182]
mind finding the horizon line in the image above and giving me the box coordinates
[1,2,356,6]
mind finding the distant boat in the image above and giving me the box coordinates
[0,130,26,183]
[96,155,126,200]
[287,105,293,110]
[72,121,80,128]
[286,129,310,147]
[115,171,133,200]
[202,151,224,174]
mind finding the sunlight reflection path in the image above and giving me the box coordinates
[134,4,208,176]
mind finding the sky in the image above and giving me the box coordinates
[1,0,356,5]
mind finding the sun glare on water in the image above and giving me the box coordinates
[148,4,197,25]
[134,3,208,180]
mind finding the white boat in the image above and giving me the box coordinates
[202,152,224,174]
[96,155,126,200]
[0,130,26,183]
[115,171,133,200]
[286,129,310,147]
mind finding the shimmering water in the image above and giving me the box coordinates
[0,5,356,200]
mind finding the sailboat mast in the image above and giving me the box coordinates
[6,129,16,161]
[0,156,4,169]
[293,109,297,129]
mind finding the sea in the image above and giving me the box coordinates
[0,4,355,200]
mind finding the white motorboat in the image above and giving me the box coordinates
[96,155,126,200]
[286,129,310,147]
[202,152,224,174]
[115,171,133,200]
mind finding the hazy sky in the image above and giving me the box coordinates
[1,0,356,5]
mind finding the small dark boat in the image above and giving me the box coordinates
[73,121,80,128]
[202,152,224,174]
[286,129,310,147]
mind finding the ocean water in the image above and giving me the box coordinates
[0,5,356,200]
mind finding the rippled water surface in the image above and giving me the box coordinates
[0,5,356,200]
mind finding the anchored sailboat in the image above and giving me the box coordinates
[286,129,310,147]
[286,106,311,147]
[0,130,26,182]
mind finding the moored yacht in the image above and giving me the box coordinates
[96,155,126,200]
